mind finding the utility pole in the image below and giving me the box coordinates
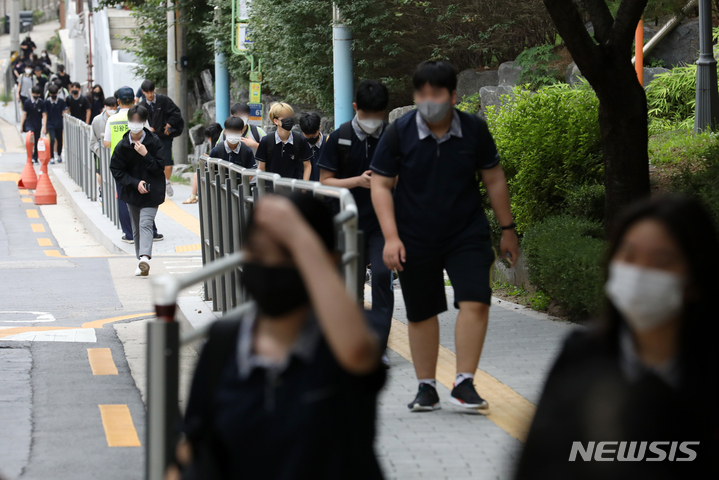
[10,0,19,57]
[332,4,353,128]
[167,0,188,164]
[695,0,719,132]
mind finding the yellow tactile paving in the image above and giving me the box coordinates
[87,348,119,375]
[22,197,32,203]
[175,243,202,253]
[386,317,536,443]
[19,189,29,195]
[44,250,62,257]
[0,172,21,181]
[37,238,52,246]
[26,209,39,218]
[158,199,201,236]
[98,405,141,447]
[31,224,45,232]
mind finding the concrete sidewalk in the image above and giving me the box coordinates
[56,162,578,479]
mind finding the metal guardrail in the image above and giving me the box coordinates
[63,114,119,228]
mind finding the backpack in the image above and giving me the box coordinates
[249,124,261,143]
[336,120,397,179]
[265,130,303,170]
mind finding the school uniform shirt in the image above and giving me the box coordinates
[183,308,386,480]
[317,118,383,234]
[66,93,91,121]
[110,128,166,208]
[23,98,46,132]
[90,97,104,122]
[370,109,500,255]
[216,125,267,155]
[255,130,313,180]
[209,140,255,169]
[45,97,67,130]
[56,73,71,90]
[308,133,326,182]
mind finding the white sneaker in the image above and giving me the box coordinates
[166,181,174,197]
[137,258,150,276]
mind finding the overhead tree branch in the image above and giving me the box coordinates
[580,0,615,44]
[543,0,601,78]
[609,0,649,48]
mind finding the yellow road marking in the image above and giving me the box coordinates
[19,189,29,195]
[158,200,200,236]
[44,250,62,257]
[98,405,141,447]
[26,209,39,218]
[81,312,154,329]
[386,317,536,443]
[31,223,45,232]
[22,197,32,203]
[175,243,201,253]
[0,172,21,181]
[37,238,52,246]
[87,348,119,375]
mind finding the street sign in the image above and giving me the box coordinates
[248,103,263,127]
[237,23,253,51]
[238,0,251,20]
[250,82,262,104]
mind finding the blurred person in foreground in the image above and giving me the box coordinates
[168,193,385,480]
[515,194,719,479]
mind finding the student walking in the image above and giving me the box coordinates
[317,80,394,362]
[168,193,385,480]
[67,82,91,124]
[104,87,162,244]
[370,61,519,412]
[16,66,36,105]
[110,105,166,277]
[138,79,185,198]
[208,117,255,168]
[300,112,326,182]
[45,84,69,164]
[20,86,47,164]
[515,195,719,479]
[255,102,313,180]
[89,85,106,122]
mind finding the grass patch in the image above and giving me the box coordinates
[170,174,190,186]
[649,129,719,167]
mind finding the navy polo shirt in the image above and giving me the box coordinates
[317,122,382,235]
[66,94,90,121]
[209,141,255,169]
[370,109,500,255]
[23,98,46,132]
[255,130,313,180]
[45,98,67,130]
[308,134,327,182]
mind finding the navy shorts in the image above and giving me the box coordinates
[160,137,174,166]
[398,238,496,322]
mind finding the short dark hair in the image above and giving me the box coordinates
[70,82,81,89]
[33,64,42,71]
[230,103,251,115]
[53,78,62,87]
[141,79,155,92]
[224,116,245,132]
[299,113,321,134]
[31,85,42,95]
[205,122,222,145]
[104,96,117,107]
[57,64,65,72]
[355,80,389,112]
[128,104,149,122]
[48,84,59,95]
[412,60,458,92]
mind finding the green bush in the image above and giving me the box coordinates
[645,65,697,127]
[514,44,561,91]
[457,93,481,114]
[649,129,719,166]
[671,137,719,224]
[486,83,603,231]
[522,215,605,319]
[46,33,62,57]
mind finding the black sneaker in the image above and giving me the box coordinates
[121,234,134,244]
[407,383,441,412]
[153,233,164,242]
[449,378,489,411]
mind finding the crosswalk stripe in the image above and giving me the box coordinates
[87,348,119,375]
[98,405,141,447]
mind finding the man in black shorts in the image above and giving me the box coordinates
[370,60,519,412]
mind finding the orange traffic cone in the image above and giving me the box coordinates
[34,137,56,205]
[18,132,37,190]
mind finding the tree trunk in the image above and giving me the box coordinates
[594,64,651,227]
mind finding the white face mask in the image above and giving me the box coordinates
[239,115,250,125]
[128,122,144,134]
[605,261,685,332]
[356,115,383,134]
[226,133,243,145]
[25,69,32,75]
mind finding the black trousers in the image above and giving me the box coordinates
[364,228,394,352]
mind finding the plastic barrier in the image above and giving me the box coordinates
[17,132,38,190]
[34,137,56,205]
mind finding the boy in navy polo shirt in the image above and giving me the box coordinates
[255,102,313,180]
[21,85,47,164]
[45,84,69,164]
[209,116,255,168]
[300,112,325,182]
[370,61,519,412]
[317,80,394,363]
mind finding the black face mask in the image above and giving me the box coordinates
[93,92,100,99]
[305,134,320,145]
[50,95,57,100]
[32,96,40,101]
[280,118,295,131]
[243,263,309,317]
